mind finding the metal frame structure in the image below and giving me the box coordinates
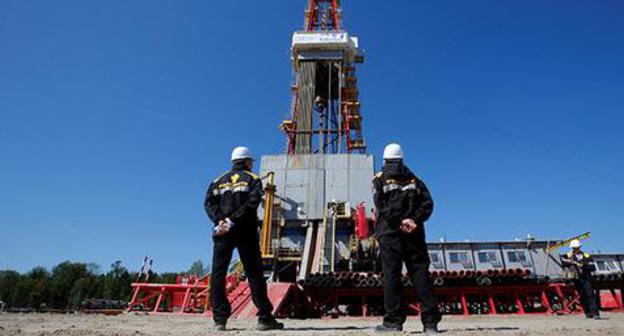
[126,274,623,317]
[282,0,365,155]
[297,271,624,317]
[124,1,624,320]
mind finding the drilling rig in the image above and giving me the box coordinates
[127,1,624,318]
[259,0,377,282]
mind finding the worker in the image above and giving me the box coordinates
[561,239,600,319]
[372,143,441,334]
[204,146,284,331]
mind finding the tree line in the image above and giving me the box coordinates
[0,259,209,310]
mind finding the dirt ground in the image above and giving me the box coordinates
[0,312,623,336]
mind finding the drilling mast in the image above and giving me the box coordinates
[282,0,366,155]
[126,1,624,320]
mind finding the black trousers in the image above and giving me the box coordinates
[379,233,441,328]
[575,276,600,317]
[210,229,274,323]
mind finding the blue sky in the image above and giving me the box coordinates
[1,1,623,273]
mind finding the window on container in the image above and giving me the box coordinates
[610,261,621,271]
[507,251,527,263]
[430,252,440,263]
[478,252,498,263]
[478,253,487,263]
[450,252,469,264]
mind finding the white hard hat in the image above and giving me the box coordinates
[383,143,404,160]
[231,146,253,162]
[570,239,582,249]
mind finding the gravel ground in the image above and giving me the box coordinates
[0,312,623,336]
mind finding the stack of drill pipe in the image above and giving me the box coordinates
[495,268,532,284]
[465,297,488,315]
[499,268,512,281]
[534,275,550,284]
[300,272,334,289]
[365,277,376,288]
[459,270,476,286]
[517,268,533,282]
[593,273,621,284]
[432,277,445,286]
[300,275,310,287]
[507,268,524,284]
[439,301,464,314]
[431,270,446,285]
[467,300,491,315]
[356,273,369,288]
[438,302,451,314]
[356,272,381,288]
[475,269,493,286]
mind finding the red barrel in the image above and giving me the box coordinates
[355,202,369,239]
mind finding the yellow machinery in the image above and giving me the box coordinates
[260,172,276,258]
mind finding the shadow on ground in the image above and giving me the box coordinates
[285,326,370,331]
[411,327,520,334]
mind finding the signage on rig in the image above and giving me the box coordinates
[292,31,353,50]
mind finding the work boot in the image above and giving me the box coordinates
[593,315,602,320]
[256,318,284,331]
[214,322,226,331]
[374,324,403,333]
[424,325,440,334]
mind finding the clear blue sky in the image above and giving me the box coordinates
[1,1,623,273]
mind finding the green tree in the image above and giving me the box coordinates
[188,259,209,276]
[153,272,179,284]
[0,270,20,307]
[49,261,90,309]
[103,261,133,301]
[11,274,33,308]
[0,260,185,309]
[27,267,50,309]
[67,277,96,309]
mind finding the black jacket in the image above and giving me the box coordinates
[204,162,263,231]
[561,250,594,279]
[372,161,434,237]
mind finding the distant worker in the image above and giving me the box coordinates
[204,146,284,331]
[372,143,441,334]
[561,239,600,319]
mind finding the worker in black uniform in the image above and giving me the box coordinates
[561,239,601,319]
[373,143,441,334]
[204,146,284,331]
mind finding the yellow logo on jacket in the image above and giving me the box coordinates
[230,173,240,183]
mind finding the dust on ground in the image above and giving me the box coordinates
[0,312,622,336]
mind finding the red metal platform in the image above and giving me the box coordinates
[128,276,622,318]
